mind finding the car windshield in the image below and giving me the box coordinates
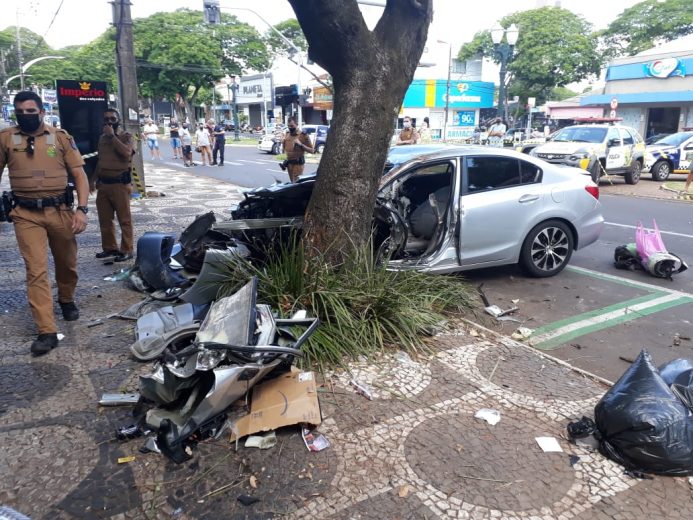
[553,127,607,143]
[653,132,693,147]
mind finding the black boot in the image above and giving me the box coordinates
[31,333,58,356]
[60,302,80,321]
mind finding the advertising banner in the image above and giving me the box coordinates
[57,80,109,176]
[403,80,494,109]
[312,86,333,111]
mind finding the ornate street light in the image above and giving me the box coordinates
[490,23,519,123]
[224,74,240,141]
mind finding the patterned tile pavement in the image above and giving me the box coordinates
[0,165,691,519]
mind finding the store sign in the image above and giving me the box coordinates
[237,75,272,105]
[313,86,333,110]
[403,80,493,109]
[42,88,57,104]
[455,110,475,126]
[644,58,686,78]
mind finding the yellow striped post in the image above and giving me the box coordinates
[130,164,146,198]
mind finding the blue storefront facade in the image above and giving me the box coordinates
[581,38,693,138]
[401,79,495,139]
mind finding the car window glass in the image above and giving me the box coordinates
[520,160,541,184]
[620,128,634,145]
[607,128,620,144]
[465,156,521,192]
[630,128,643,144]
[554,127,606,143]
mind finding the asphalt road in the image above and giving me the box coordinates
[143,142,318,188]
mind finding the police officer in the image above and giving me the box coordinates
[396,116,420,145]
[281,116,313,182]
[93,109,135,262]
[0,91,89,356]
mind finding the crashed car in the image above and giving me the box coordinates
[643,131,693,181]
[221,144,604,278]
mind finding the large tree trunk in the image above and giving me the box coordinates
[288,0,432,264]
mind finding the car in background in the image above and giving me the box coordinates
[644,131,693,181]
[530,123,645,184]
[301,124,329,153]
[257,124,285,155]
[226,145,603,278]
[645,133,673,145]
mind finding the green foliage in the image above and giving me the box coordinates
[600,0,693,58]
[549,86,578,101]
[459,7,600,105]
[214,239,475,370]
[265,19,308,58]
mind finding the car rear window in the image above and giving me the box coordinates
[466,156,521,191]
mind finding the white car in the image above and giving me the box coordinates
[257,132,282,155]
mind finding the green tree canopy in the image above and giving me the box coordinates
[458,7,600,105]
[0,26,54,88]
[265,19,307,57]
[600,0,693,58]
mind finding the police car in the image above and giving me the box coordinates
[529,121,645,184]
[643,131,693,181]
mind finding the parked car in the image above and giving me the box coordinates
[645,133,672,145]
[257,132,282,155]
[644,131,693,181]
[225,144,603,278]
[301,124,329,153]
[530,123,645,184]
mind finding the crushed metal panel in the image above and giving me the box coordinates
[195,278,258,346]
[179,249,246,305]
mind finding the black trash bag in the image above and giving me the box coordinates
[594,350,693,476]
[671,369,693,412]
[659,358,693,386]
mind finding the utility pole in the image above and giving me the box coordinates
[0,49,7,100]
[15,12,25,90]
[112,0,144,188]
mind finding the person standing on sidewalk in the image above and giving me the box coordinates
[169,118,182,160]
[180,123,195,167]
[488,118,507,148]
[396,116,419,145]
[142,118,162,160]
[92,109,135,263]
[281,116,313,182]
[211,120,226,166]
[195,123,212,166]
[0,90,89,355]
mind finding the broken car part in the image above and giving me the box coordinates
[99,393,140,406]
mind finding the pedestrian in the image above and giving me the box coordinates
[92,108,135,263]
[419,116,432,144]
[280,116,313,183]
[211,119,226,166]
[0,90,90,355]
[169,118,182,159]
[195,123,212,166]
[180,123,195,167]
[142,118,162,160]
[488,117,507,148]
[396,116,419,145]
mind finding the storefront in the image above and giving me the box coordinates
[401,79,495,139]
[580,37,693,138]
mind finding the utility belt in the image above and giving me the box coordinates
[98,170,132,185]
[1,184,74,222]
[286,157,305,166]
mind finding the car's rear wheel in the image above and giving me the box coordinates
[651,160,671,182]
[589,161,601,184]
[520,220,574,277]
[271,142,281,155]
[624,159,641,185]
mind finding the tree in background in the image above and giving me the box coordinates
[600,0,693,59]
[458,7,600,108]
[0,27,53,89]
[288,0,432,264]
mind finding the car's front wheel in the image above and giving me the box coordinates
[520,220,574,277]
[271,142,281,155]
[624,159,641,184]
[589,161,602,184]
[651,160,671,182]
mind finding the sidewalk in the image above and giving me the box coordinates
[0,164,691,519]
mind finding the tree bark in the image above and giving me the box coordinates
[288,0,432,264]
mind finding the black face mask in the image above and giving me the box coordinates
[16,113,42,133]
[289,127,297,135]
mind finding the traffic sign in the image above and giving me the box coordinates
[609,109,617,118]
[610,98,618,110]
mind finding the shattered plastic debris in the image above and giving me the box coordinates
[474,408,501,426]
[99,393,140,406]
[57,333,65,341]
[485,304,519,318]
[103,268,132,282]
[139,437,161,454]
[349,379,374,400]
[245,432,277,450]
[302,427,330,452]
[569,454,581,466]
[535,437,563,453]
[117,455,136,464]
[511,327,533,341]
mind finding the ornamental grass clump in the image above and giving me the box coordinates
[216,240,475,369]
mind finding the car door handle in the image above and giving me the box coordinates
[518,194,539,203]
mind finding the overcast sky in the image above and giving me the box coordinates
[3,0,643,51]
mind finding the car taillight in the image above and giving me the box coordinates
[585,185,599,200]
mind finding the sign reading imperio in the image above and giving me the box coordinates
[57,80,109,178]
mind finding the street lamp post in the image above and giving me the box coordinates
[490,23,519,124]
[226,75,240,141]
[437,40,452,142]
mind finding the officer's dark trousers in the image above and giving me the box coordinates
[287,163,304,183]
[11,205,78,334]
[96,183,134,254]
[212,140,225,165]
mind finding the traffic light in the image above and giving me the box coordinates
[203,0,220,24]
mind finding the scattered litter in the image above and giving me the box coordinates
[99,393,140,406]
[484,304,519,318]
[249,476,258,489]
[302,427,330,452]
[569,454,580,466]
[570,343,583,350]
[511,299,520,304]
[497,316,521,323]
[237,495,260,506]
[394,351,415,365]
[511,327,533,341]
[116,423,151,441]
[103,268,132,282]
[474,408,501,426]
[117,455,136,464]
[87,320,104,328]
[397,484,411,498]
[535,437,563,453]
[619,356,635,364]
[139,437,161,454]
[57,333,65,341]
[349,379,374,400]
[469,328,480,337]
[171,507,183,517]
[245,432,277,450]
[673,333,682,347]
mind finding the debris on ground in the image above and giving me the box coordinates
[302,427,330,452]
[117,456,136,464]
[397,484,411,498]
[511,327,533,341]
[569,454,580,466]
[535,437,563,453]
[349,379,374,400]
[245,432,278,450]
[98,393,140,406]
[236,495,260,506]
[474,408,501,426]
[614,221,688,280]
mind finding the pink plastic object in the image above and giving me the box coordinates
[635,220,667,262]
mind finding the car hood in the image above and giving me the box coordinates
[645,144,677,154]
[534,142,601,154]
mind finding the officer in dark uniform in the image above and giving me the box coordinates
[0,91,89,355]
[93,109,135,262]
[281,116,313,182]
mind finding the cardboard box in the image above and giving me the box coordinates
[230,368,321,441]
